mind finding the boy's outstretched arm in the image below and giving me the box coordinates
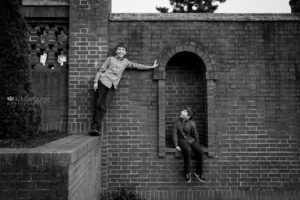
[127,59,158,70]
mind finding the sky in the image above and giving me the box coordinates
[112,0,291,13]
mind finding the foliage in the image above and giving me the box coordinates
[290,0,300,13]
[156,0,226,13]
[0,0,41,139]
[100,188,147,200]
[156,7,169,13]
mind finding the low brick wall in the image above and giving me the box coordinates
[0,135,101,200]
[130,189,300,200]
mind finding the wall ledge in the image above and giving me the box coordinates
[0,135,101,200]
[0,135,100,165]
[22,0,69,6]
[110,13,300,22]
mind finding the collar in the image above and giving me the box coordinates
[181,118,189,123]
[114,55,124,61]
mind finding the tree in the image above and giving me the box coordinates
[156,0,226,13]
[290,0,300,13]
[0,0,41,139]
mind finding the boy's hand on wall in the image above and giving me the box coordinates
[152,59,158,68]
[176,146,182,151]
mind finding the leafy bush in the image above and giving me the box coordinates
[100,188,147,200]
[0,0,41,139]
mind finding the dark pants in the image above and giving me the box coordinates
[178,139,203,175]
[91,81,115,130]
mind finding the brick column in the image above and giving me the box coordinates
[69,0,111,134]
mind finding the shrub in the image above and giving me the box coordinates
[0,0,41,139]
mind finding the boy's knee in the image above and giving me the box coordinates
[183,148,192,155]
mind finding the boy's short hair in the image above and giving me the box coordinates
[186,107,194,119]
[115,43,127,51]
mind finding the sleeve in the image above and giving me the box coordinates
[173,121,178,147]
[94,57,111,83]
[126,59,154,70]
[191,121,199,142]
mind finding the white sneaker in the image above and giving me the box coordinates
[194,172,206,183]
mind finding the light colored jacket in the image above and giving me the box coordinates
[94,56,153,89]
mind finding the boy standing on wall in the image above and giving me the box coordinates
[89,43,158,136]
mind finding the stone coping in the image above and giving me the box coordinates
[22,0,69,6]
[22,7,69,19]
[0,135,100,165]
[109,13,300,22]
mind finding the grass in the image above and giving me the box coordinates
[0,130,70,148]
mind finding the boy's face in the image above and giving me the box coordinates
[115,47,127,58]
[180,109,190,120]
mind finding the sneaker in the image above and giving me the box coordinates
[91,123,101,131]
[185,173,191,183]
[88,129,101,136]
[194,172,206,183]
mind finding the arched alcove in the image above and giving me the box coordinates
[154,41,217,157]
[165,52,208,148]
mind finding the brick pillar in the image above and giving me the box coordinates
[69,0,111,134]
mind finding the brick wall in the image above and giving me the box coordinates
[68,0,111,134]
[21,1,300,198]
[28,22,69,131]
[98,13,300,198]
[68,136,101,200]
[165,52,207,147]
[0,135,101,200]
[22,1,69,132]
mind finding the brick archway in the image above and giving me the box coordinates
[154,41,216,80]
[154,41,217,157]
